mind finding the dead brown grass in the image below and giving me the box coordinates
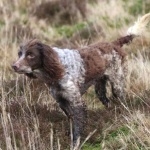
[33,0,87,25]
[0,0,150,149]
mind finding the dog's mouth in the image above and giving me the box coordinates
[15,70,37,79]
[14,69,32,74]
[12,64,40,78]
[25,72,37,78]
[14,70,25,74]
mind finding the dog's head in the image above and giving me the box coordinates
[12,39,64,81]
[12,39,44,78]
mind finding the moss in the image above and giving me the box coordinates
[102,16,125,29]
[88,0,98,5]
[56,22,87,38]
[123,0,150,16]
[129,0,143,16]
[0,20,5,29]
[82,143,102,150]
[108,126,130,139]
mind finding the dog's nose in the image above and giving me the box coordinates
[12,64,19,71]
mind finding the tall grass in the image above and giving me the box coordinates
[0,0,150,149]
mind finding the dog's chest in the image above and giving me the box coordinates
[53,47,86,86]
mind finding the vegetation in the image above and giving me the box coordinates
[0,0,150,149]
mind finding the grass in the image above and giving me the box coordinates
[0,0,150,149]
[56,22,87,38]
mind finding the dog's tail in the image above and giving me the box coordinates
[113,13,150,47]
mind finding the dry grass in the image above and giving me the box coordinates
[0,0,150,149]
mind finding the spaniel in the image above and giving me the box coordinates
[12,13,150,147]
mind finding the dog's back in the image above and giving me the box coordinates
[78,42,126,82]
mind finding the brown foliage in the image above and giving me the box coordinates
[1,78,150,149]
[0,96,121,149]
[33,0,87,24]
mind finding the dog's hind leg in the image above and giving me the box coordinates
[104,51,127,103]
[109,70,126,102]
[95,75,110,107]
[108,62,126,102]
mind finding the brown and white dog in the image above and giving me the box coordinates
[12,13,150,147]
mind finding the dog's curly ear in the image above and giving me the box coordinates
[39,43,64,82]
[23,39,64,83]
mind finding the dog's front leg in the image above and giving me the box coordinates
[52,81,86,148]
[69,97,86,147]
[60,95,86,148]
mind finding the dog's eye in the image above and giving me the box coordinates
[18,51,22,57]
[26,52,35,59]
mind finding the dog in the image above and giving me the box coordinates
[12,13,150,147]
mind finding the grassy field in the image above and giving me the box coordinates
[0,0,150,149]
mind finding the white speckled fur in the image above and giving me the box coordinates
[53,47,86,87]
